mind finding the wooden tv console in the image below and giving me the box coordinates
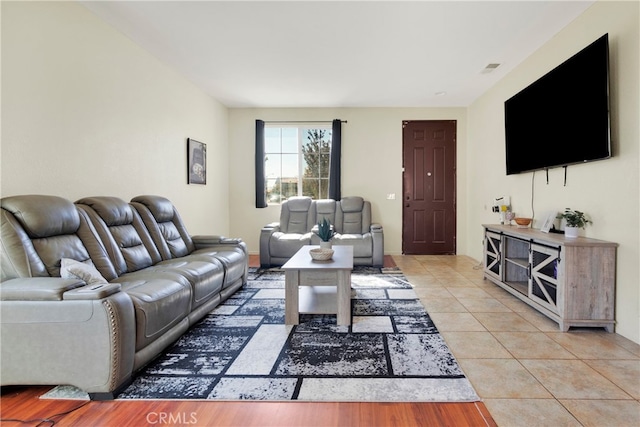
[482,224,617,332]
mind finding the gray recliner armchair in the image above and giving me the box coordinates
[260,196,384,267]
[326,196,384,266]
[259,197,316,267]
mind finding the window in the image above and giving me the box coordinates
[255,119,341,208]
[264,126,332,203]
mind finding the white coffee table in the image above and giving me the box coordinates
[282,245,354,326]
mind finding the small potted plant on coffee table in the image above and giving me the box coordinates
[558,208,591,238]
[316,218,336,249]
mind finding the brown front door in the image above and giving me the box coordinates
[402,120,456,254]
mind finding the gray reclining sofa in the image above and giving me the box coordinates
[260,196,384,267]
[0,194,247,399]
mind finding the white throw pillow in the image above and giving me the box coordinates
[60,258,108,286]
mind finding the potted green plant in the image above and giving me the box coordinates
[316,218,336,248]
[558,208,591,238]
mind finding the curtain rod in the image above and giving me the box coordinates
[263,120,347,124]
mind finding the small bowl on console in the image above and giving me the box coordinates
[514,217,532,228]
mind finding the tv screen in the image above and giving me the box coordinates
[504,34,611,175]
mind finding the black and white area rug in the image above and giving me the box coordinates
[44,267,479,402]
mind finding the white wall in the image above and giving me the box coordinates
[228,107,467,256]
[465,0,639,342]
[1,1,230,235]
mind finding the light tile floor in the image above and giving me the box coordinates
[392,254,640,427]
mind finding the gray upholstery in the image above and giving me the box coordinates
[78,197,224,305]
[260,196,384,267]
[76,197,196,359]
[260,197,315,265]
[0,194,248,399]
[314,198,337,226]
[0,195,115,281]
[131,195,248,297]
[0,195,135,398]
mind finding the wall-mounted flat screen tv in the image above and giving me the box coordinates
[504,34,611,175]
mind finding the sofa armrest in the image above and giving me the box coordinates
[1,278,122,301]
[192,235,243,248]
[371,223,384,267]
[1,277,85,301]
[64,283,122,300]
[259,223,281,267]
[261,222,280,232]
[192,235,247,258]
[1,291,136,396]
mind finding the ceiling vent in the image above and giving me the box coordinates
[481,63,501,74]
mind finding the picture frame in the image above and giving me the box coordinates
[187,138,206,185]
[540,211,557,233]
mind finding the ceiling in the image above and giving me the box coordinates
[80,1,595,108]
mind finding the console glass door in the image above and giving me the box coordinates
[530,243,561,314]
[484,231,501,280]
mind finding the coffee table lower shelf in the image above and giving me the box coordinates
[298,286,339,314]
[282,245,354,326]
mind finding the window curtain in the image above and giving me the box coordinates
[255,119,267,208]
[329,119,342,200]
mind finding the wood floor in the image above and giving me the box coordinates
[0,386,496,426]
[0,256,497,426]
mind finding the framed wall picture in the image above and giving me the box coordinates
[187,138,206,185]
[540,211,557,233]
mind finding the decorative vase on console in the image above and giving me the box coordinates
[316,218,336,249]
[505,211,516,225]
